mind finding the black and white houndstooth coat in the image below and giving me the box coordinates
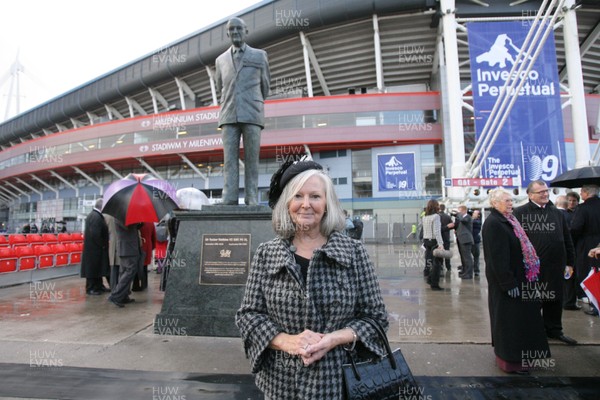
[236,231,388,399]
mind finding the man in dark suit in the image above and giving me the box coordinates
[108,220,142,308]
[80,198,110,295]
[471,209,482,277]
[556,195,579,311]
[513,181,577,345]
[452,205,474,279]
[570,184,600,316]
[438,204,453,271]
[215,17,270,206]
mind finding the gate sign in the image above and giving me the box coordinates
[377,152,416,191]
[467,21,566,187]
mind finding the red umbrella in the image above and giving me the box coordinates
[102,173,178,225]
[581,267,600,313]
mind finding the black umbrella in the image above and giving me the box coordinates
[102,173,178,225]
[549,166,600,189]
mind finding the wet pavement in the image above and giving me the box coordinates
[0,242,599,399]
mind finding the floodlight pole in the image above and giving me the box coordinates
[563,0,590,167]
[441,0,466,199]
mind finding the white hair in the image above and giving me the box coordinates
[488,188,512,207]
[271,169,345,239]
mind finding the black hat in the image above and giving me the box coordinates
[268,159,323,208]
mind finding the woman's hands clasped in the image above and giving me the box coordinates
[270,328,355,366]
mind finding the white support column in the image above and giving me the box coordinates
[300,32,330,96]
[104,105,125,120]
[300,32,314,98]
[178,154,208,188]
[175,77,196,110]
[206,66,218,106]
[70,118,84,128]
[100,162,123,179]
[50,171,79,197]
[175,77,187,110]
[373,14,384,92]
[125,96,147,117]
[73,167,104,194]
[0,191,14,204]
[148,87,169,114]
[5,182,29,201]
[149,88,159,114]
[563,0,590,167]
[30,174,59,199]
[15,178,43,197]
[0,185,21,200]
[86,111,98,125]
[125,97,135,118]
[440,0,466,198]
[55,123,68,132]
[136,157,163,180]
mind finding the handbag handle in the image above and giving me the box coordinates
[345,316,397,381]
[359,316,397,370]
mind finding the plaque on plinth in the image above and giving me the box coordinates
[154,205,272,337]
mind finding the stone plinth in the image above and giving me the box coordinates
[154,205,272,337]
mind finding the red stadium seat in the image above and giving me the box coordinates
[66,243,82,264]
[0,235,9,247]
[71,232,84,243]
[34,245,54,269]
[57,233,72,243]
[0,247,17,273]
[15,246,36,271]
[41,234,58,245]
[9,234,28,247]
[51,244,69,266]
[27,234,44,246]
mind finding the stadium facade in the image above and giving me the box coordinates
[0,0,599,235]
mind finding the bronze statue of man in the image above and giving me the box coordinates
[215,17,270,205]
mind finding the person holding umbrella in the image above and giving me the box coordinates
[570,184,600,316]
[108,220,142,308]
[102,173,178,307]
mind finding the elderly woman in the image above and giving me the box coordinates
[421,199,445,290]
[236,160,388,399]
[483,188,550,374]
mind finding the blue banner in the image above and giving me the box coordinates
[467,21,566,186]
[377,153,416,191]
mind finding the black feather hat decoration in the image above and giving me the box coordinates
[267,157,323,209]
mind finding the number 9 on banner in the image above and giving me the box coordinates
[540,155,559,181]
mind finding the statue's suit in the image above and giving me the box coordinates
[215,43,270,205]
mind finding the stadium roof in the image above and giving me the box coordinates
[0,0,599,149]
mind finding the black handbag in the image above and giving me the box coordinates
[342,317,418,400]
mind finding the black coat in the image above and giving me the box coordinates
[513,201,574,296]
[438,211,452,244]
[80,209,110,279]
[482,209,549,363]
[570,195,600,274]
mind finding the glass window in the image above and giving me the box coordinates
[352,149,372,198]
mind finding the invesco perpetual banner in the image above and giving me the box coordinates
[377,152,416,191]
[467,21,566,186]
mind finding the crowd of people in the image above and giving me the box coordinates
[417,180,598,375]
[74,162,597,395]
[80,198,169,307]
[482,181,599,374]
[420,201,483,290]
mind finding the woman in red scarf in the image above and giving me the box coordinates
[483,188,550,374]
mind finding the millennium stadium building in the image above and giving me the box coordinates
[0,0,599,236]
